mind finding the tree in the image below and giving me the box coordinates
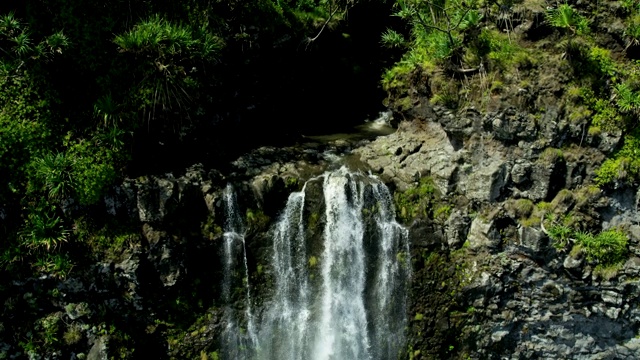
[391,0,481,65]
[114,14,223,124]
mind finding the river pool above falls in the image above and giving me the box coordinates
[300,112,396,144]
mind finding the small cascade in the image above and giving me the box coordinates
[256,183,312,359]
[221,168,410,360]
[313,170,371,360]
[366,177,411,360]
[220,185,257,357]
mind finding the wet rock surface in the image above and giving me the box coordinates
[351,102,640,358]
[4,106,640,359]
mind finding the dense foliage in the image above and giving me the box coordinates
[0,2,387,356]
[0,0,378,274]
[2,0,640,358]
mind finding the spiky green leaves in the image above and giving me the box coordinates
[614,83,640,113]
[28,137,124,207]
[0,12,21,36]
[574,230,628,266]
[381,29,405,48]
[114,15,222,59]
[44,31,69,54]
[20,209,70,252]
[0,12,69,73]
[545,4,590,35]
[114,15,223,121]
[93,94,120,127]
[546,212,629,267]
[32,152,75,201]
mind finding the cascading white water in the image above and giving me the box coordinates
[313,170,370,360]
[366,177,412,360]
[222,168,410,360]
[221,185,257,357]
[255,183,311,359]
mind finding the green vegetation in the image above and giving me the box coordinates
[538,148,564,165]
[595,128,640,186]
[573,229,628,266]
[0,0,355,275]
[394,177,438,223]
[246,208,270,231]
[2,0,640,358]
[508,198,534,222]
[382,0,540,108]
[1,1,377,356]
[546,211,629,267]
[308,255,318,267]
[381,0,477,85]
[113,14,222,122]
[546,3,590,35]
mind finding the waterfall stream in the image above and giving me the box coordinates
[221,185,258,358]
[221,168,410,360]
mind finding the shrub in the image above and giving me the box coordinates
[114,15,221,58]
[624,14,640,50]
[614,82,640,114]
[547,224,572,250]
[381,29,406,48]
[545,3,590,35]
[588,47,617,78]
[114,15,223,121]
[479,29,530,71]
[546,212,629,266]
[33,253,74,279]
[595,128,640,185]
[20,209,70,252]
[576,229,628,266]
[30,152,74,201]
[63,324,83,345]
[66,139,120,206]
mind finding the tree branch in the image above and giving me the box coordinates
[450,8,472,32]
[413,8,456,48]
[306,3,341,45]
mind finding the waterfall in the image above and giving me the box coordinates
[221,168,410,360]
[220,185,258,358]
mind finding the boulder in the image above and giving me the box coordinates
[445,210,471,249]
[355,121,459,193]
[468,217,502,250]
[464,160,510,202]
[87,336,108,360]
[518,226,547,254]
[143,224,184,287]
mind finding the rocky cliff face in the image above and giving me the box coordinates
[3,107,640,359]
[353,99,640,358]
[93,111,640,359]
